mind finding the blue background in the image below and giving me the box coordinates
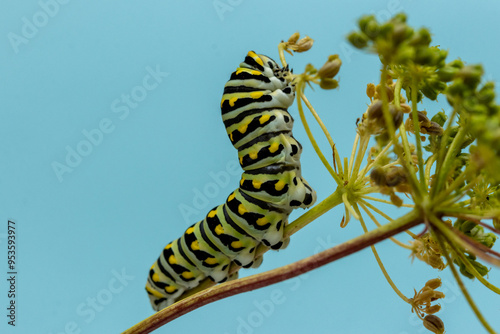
[1,0,499,333]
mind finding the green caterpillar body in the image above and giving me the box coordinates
[146,51,316,311]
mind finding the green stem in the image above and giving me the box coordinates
[348,133,359,180]
[448,240,500,295]
[424,154,436,183]
[410,79,427,193]
[285,188,344,238]
[380,66,397,139]
[354,203,411,303]
[301,92,344,177]
[398,122,422,201]
[433,229,497,334]
[432,107,463,197]
[296,83,342,185]
[359,137,395,178]
[351,135,370,180]
[394,78,402,107]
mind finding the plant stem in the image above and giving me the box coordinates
[354,203,411,303]
[296,84,342,185]
[362,195,414,208]
[351,135,370,180]
[410,79,427,193]
[302,93,334,147]
[285,187,344,238]
[360,199,417,238]
[359,201,413,249]
[348,133,360,180]
[122,210,422,334]
[359,137,395,178]
[301,92,344,177]
[433,229,497,334]
[448,239,500,295]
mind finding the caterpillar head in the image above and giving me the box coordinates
[241,51,292,84]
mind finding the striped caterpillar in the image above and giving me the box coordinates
[146,51,316,311]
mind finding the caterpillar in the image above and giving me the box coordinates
[145,51,316,311]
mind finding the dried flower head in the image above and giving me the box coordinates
[411,233,446,270]
[410,278,445,320]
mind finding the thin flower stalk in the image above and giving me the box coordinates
[354,203,411,303]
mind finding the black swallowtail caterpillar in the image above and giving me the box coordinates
[145,51,317,311]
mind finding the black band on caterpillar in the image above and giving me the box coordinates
[145,51,317,311]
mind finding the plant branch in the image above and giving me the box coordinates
[122,210,421,334]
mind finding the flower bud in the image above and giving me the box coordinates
[392,23,413,44]
[317,55,342,79]
[375,84,395,102]
[410,27,432,46]
[425,122,444,135]
[458,64,483,89]
[400,103,412,113]
[288,32,300,44]
[358,15,376,33]
[366,83,376,100]
[295,36,314,52]
[392,12,407,23]
[347,31,369,49]
[437,66,459,82]
[431,111,447,127]
[319,78,339,90]
[424,278,442,290]
[370,167,386,186]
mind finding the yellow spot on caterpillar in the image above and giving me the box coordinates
[238,204,247,215]
[165,243,172,249]
[259,114,271,124]
[152,273,160,282]
[182,271,194,279]
[256,217,269,226]
[165,286,177,294]
[146,285,165,298]
[248,51,264,66]
[249,151,258,160]
[191,240,200,251]
[235,68,262,76]
[269,142,280,153]
[275,180,286,191]
[239,156,243,165]
[205,257,218,265]
[229,132,233,141]
[208,209,217,218]
[238,123,248,133]
[168,255,177,265]
[228,193,235,201]
[186,227,194,234]
[250,91,264,99]
[240,178,245,186]
[231,241,243,248]
[229,97,238,107]
[252,180,261,189]
[215,224,224,235]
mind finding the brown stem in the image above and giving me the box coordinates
[122,210,421,334]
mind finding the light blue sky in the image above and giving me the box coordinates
[1,1,499,333]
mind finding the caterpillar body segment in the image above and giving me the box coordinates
[146,51,316,311]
